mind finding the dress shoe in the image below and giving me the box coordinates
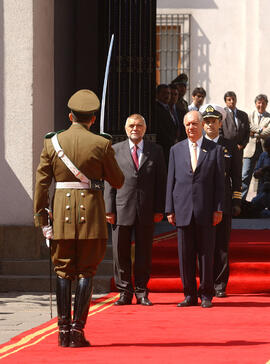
[177,298,198,307]
[215,290,226,298]
[201,299,212,308]
[136,297,153,306]
[114,294,132,306]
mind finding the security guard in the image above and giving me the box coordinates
[34,89,124,347]
[201,104,242,297]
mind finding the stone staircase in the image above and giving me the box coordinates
[0,226,113,293]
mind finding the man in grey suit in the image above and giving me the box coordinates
[242,94,270,200]
[104,114,167,306]
[221,91,250,158]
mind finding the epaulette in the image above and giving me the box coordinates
[45,132,56,139]
[44,130,65,139]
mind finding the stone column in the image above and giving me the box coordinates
[0,0,54,261]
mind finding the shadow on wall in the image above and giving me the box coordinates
[157,0,217,9]
[189,17,210,100]
[0,0,33,225]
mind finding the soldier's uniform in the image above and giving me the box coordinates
[201,105,242,297]
[34,89,124,347]
[171,73,189,114]
[214,137,242,295]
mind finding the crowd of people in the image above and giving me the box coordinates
[155,75,270,216]
[34,82,270,347]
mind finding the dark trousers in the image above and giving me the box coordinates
[51,239,106,280]
[112,222,154,298]
[177,216,215,300]
[213,213,232,292]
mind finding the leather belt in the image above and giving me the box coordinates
[55,180,104,191]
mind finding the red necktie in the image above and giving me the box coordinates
[132,144,139,170]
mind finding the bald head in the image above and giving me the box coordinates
[184,111,204,142]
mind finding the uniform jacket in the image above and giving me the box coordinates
[34,123,124,239]
[243,110,270,158]
[104,139,167,226]
[155,101,178,166]
[221,107,250,148]
[165,137,225,227]
[217,136,242,215]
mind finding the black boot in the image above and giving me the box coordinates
[56,276,72,347]
[69,277,93,348]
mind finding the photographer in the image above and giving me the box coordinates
[251,137,270,215]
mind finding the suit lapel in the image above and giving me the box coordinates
[182,139,192,170]
[139,140,150,170]
[196,137,209,170]
[122,139,136,170]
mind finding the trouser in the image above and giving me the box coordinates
[51,239,106,280]
[213,213,232,292]
[112,222,154,299]
[242,144,262,200]
[177,216,215,301]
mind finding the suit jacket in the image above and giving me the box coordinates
[243,110,270,158]
[34,123,124,239]
[104,139,167,226]
[221,107,250,148]
[217,136,242,215]
[155,101,178,165]
[165,137,225,227]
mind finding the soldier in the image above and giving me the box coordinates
[201,104,242,297]
[34,89,124,347]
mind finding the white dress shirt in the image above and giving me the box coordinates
[188,136,203,160]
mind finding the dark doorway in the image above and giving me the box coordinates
[54,0,156,135]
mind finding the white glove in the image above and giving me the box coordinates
[42,225,54,240]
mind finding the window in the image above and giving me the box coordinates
[156,13,190,91]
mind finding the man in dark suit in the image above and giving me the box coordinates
[221,91,250,158]
[166,110,225,308]
[155,84,178,167]
[171,73,189,114]
[169,84,187,141]
[202,104,242,298]
[104,114,167,306]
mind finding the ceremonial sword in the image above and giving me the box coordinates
[99,34,114,140]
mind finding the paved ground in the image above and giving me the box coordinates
[0,215,269,346]
[0,292,105,345]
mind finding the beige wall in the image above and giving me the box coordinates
[157,0,270,114]
[0,0,54,225]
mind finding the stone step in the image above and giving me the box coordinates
[0,274,111,293]
[0,259,54,275]
[96,260,113,276]
[0,258,113,276]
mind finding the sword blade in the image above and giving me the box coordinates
[100,34,114,134]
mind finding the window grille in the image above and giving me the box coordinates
[156,13,190,93]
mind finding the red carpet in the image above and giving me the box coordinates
[147,229,270,293]
[1,292,270,363]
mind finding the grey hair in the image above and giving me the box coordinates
[125,114,146,127]
[184,110,203,125]
[255,94,268,104]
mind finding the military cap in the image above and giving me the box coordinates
[171,73,188,86]
[68,89,100,113]
[200,104,226,122]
